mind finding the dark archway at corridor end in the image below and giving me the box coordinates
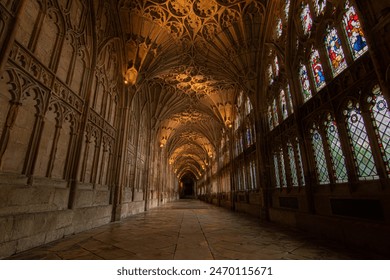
[179,173,197,199]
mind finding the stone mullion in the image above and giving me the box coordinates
[79,134,90,183]
[64,126,78,180]
[45,123,62,178]
[24,110,46,182]
[334,23,354,67]
[131,118,141,202]
[319,125,337,187]
[28,6,45,53]
[292,140,303,188]
[98,142,108,185]
[90,133,102,186]
[65,40,77,86]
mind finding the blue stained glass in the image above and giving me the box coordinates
[343,1,368,59]
[325,26,348,76]
[310,48,326,90]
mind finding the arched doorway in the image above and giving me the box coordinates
[179,174,196,199]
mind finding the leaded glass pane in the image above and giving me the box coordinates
[342,1,368,59]
[299,63,312,102]
[296,139,306,186]
[314,0,326,16]
[288,143,299,186]
[300,3,313,36]
[274,154,280,188]
[346,107,378,179]
[286,84,294,113]
[268,105,274,130]
[280,148,287,187]
[274,56,280,77]
[276,18,283,38]
[312,129,330,184]
[310,47,326,90]
[326,119,348,183]
[325,26,348,76]
[273,98,279,126]
[268,64,274,85]
[285,0,290,20]
[280,90,288,120]
[370,86,390,175]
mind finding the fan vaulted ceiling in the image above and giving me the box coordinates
[118,0,266,179]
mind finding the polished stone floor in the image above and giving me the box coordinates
[8,200,384,260]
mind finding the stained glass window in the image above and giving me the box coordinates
[299,63,312,102]
[325,116,348,183]
[369,85,390,175]
[309,47,326,90]
[268,105,274,130]
[311,128,330,184]
[288,142,299,186]
[325,26,348,76]
[345,102,378,179]
[280,90,288,120]
[342,1,368,59]
[296,138,306,186]
[245,97,253,115]
[276,18,283,38]
[274,154,280,188]
[285,0,291,20]
[300,3,313,36]
[280,148,287,187]
[273,98,279,126]
[286,84,294,113]
[314,0,326,16]
[268,64,274,85]
[274,56,280,77]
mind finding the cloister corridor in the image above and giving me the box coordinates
[7,200,386,260]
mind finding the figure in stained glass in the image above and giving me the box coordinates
[325,27,347,76]
[300,3,313,35]
[299,63,312,102]
[343,2,368,59]
[310,48,326,90]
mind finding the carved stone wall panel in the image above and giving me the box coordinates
[14,0,40,48]
[51,115,72,179]
[34,106,57,177]
[0,88,38,173]
[56,34,74,83]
